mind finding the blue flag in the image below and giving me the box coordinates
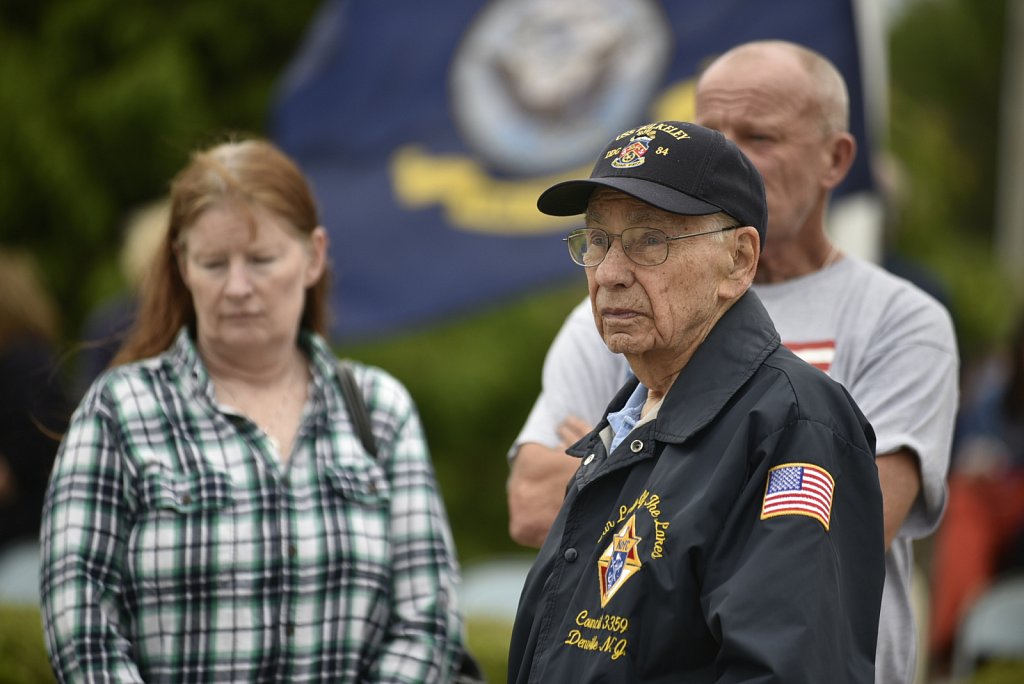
[272,0,876,342]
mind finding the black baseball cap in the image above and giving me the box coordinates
[537,121,767,247]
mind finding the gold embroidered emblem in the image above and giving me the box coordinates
[597,514,643,607]
[610,134,653,169]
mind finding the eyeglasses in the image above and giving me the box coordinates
[563,225,740,267]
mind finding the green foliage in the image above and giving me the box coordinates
[465,616,514,684]
[969,660,1024,684]
[0,0,321,338]
[888,0,1017,359]
[0,604,54,684]
[339,281,587,561]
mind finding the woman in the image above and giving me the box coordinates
[41,139,464,682]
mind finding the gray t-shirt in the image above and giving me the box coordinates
[510,255,959,684]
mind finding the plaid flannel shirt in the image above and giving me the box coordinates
[41,329,463,683]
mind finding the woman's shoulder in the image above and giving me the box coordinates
[338,360,414,412]
[77,347,188,416]
[305,333,417,417]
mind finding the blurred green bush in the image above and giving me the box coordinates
[970,660,1024,684]
[0,604,54,684]
[465,616,514,684]
[888,0,1019,358]
[338,281,586,562]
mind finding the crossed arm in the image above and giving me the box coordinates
[509,420,922,551]
[507,416,589,548]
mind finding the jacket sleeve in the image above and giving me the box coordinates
[843,290,958,536]
[701,417,885,684]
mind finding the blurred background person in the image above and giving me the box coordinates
[928,310,1024,669]
[41,138,465,682]
[74,198,169,399]
[0,249,71,604]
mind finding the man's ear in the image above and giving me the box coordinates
[720,226,759,299]
[822,132,856,191]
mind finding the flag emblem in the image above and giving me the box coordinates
[760,463,835,530]
[597,514,643,607]
[785,340,836,373]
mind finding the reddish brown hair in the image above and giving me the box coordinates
[113,138,330,365]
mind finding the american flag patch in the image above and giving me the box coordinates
[785,340,836,373]
[760,463,835,530]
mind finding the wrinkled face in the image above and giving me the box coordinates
[177,203,325,359]
[694,52,832,244]
[584,190,731,360]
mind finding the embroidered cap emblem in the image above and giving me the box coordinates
[611,134,653,169]
[597,514,643,607]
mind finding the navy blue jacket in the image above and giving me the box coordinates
[508,292,884,683]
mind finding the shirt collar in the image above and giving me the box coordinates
[606,381,649,453]
[166,327,340,411]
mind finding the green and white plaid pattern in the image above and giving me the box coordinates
[41,330,463,683]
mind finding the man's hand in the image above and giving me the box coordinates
[507,416,592,548]
[556,415,591,449]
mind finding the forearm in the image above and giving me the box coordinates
[877,448,922,549]
[507,442,580,548]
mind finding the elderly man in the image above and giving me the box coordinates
[507,41,959,684]
[507,120,884,683]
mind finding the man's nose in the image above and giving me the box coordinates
[593,236,635,286]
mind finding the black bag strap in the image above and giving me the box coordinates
[337,360,487,683]
[337,360,377,458]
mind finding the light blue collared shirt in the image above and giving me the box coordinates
[607,381,648,453]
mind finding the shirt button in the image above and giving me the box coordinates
[630,440,644,453]
[288,544,297,558]
[583,454,595,465]
[564,548,579,562]
[286,624,295,637]
[181,494,193,505]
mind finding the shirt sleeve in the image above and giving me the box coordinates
[40,391,145,683]
[508,298,629,458]
[846,289,959,537]
[362,370,464,684]
[702,418,885,684]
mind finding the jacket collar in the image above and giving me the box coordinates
[652,290,779,443]
[570,291,780,459]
